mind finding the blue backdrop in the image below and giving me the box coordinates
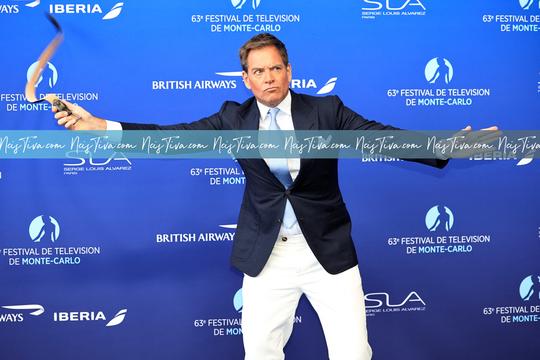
[1,0,539,359]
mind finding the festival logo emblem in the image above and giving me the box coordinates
[425,57,453,85]
[231,0,261,10]
[519,275,540,301]
[29,215,60,243]
[519,0,539,10]
[233,288,243,313]
[425,205,454,232]
[26,61,58,90]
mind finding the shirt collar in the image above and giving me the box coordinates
[256,90,292,120]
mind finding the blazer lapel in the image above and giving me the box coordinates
[237,93,320,190]
[290,91,316,131]
[238,97,260,130]
[290,91,317,187]
[238,97,284,188]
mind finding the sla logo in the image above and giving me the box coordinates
[0,304,44,323]
[48,2,124,20]
[63,151,132,167]
[231,0,261,10]
[364,291,426,308]
[425,205,454,232]
[519,0,539,10]
[29,215,60,243]
[362,0,426,11]
[425,57,453,85]
[53,308,127,327]
[233,288,243,312]
[519,275,540,301]
[27,61,58,90]
[63,151,132,176]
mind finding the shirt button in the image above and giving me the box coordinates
[281,236,288,242]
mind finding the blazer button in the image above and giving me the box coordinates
[285,190,291,196]
[277,219,282,223]
[281,236,288,242]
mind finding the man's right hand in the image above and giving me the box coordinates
[53,99,107,130]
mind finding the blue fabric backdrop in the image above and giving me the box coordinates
[1,0,539,359]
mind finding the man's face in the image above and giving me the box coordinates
[242,46,292,108]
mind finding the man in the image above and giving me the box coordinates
[54,33,493,359]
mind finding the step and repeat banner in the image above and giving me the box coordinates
[1,0,539,359]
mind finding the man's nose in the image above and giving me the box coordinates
[263,69,274,83]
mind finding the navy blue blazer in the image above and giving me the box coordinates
[121,92,448,276]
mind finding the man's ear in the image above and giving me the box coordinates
[287,63,292,83]
[242,71,251,90]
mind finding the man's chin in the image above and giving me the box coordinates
[258,94,286,108]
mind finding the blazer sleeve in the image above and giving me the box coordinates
[119,102,232,130]
[334,96,398,131]
[333,96,449,169]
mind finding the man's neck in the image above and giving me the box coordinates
[256,90,291,118]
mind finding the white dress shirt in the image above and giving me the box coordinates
[255,91,302,236]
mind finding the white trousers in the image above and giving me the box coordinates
[242,234,372,360]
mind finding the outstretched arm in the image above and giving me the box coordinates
[333,95,449,168]
[53,99,225,131]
